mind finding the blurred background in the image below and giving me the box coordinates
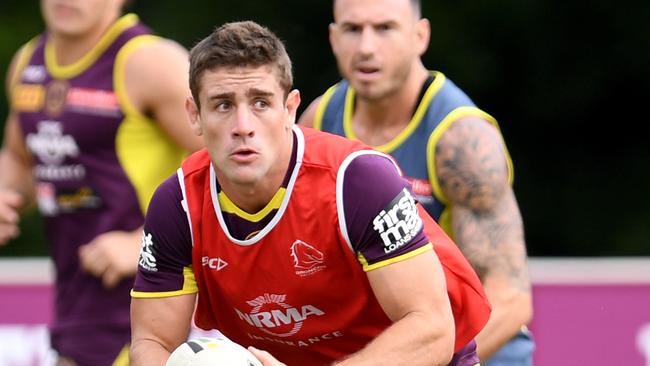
[0,1,649,365]
[1,0,648,258]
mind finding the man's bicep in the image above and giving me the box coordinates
[435,116,510,210]
[1,113,33,198]
[366,248,451,321]
[436,117,528,284]
[130,294,196,364]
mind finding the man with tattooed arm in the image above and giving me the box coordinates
[299,0,534,364]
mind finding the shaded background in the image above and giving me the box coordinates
[0,0,648,257]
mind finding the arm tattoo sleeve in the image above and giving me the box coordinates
[435,117,530,291]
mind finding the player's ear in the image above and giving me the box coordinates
[285,89,301,126]
[328,23,339,57]
[185,96,202,136]
[415,18,431,56]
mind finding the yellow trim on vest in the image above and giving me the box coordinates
[115,113,186,214]
[130,266,198,298]
[111,345,130,366]
[343,71,446,154]
[313,84,339,131]
[437,209,454,238]
[358,243,433,272]
[10,37,39,90]
[218,188,286,222]
[113,34,185,214]
[114,34,160,119]
[10,38,41,110]
[45,13,139,79]
[426,106,514,206]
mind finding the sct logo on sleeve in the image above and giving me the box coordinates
[372,188,423,254]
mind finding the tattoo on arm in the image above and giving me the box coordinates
[435,117,530,292]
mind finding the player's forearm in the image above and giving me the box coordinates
[475,283,532,360]
[0,149,35,210]
[333,311,455,366]
[130,338,171,366]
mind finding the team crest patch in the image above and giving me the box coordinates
[44,79,70,116]
[290,240,326,277]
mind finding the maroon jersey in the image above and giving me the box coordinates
[11,13,186,365]
[133,126,488,365]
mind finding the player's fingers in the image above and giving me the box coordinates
[0,223,20,245]
[0,201,20,225]
[102,267,122,289]
[78,243,109,277]
[0,190,23,209]
[248,347,287,366]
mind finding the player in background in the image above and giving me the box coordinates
[0,0,202,364]
[130,20,491,366]
[299,0,534,364]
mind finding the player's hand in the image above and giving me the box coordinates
[0,190,23,245]
[248,347,287,366]
[78,228,142,288]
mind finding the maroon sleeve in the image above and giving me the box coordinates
[341,152,431,270]
[132,173,195,296]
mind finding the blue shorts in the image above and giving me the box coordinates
[483,329,535,366]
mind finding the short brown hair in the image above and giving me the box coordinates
[188,21,293,107]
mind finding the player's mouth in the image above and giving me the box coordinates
[353,66,380,82]
[53,3,79,18]
[230,147,259,163]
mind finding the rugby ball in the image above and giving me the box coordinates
[166,337,263,366]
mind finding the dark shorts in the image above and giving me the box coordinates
[51,325,130,366]
[450,339,480,366]
[483,329,535,366]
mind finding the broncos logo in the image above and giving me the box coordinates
[290,240,325,270]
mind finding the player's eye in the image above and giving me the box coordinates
[376,23,392,32]
[343,24,361,33]
[253,99,269,110]
[215,101,232,112]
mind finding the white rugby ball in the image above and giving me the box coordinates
[166,337,263,366]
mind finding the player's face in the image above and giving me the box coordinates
[330,0,429,101]
[187,65,300,188]
[41,0,123,38]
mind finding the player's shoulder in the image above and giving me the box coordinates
[5,36,41,91]
[121,35,188,69]
[297,95,324,128]
[298,80,347,128]
[180,149,211,177]
[341,151,402,186]
[300,125,371,167]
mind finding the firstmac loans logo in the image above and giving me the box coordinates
[372,188,423,254]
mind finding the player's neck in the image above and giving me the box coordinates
[48,15,119,66]
[217,133,294,215]
[353,65,429,146]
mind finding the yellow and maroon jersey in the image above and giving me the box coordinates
[133,126,489,365]
[11,14,186,365]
